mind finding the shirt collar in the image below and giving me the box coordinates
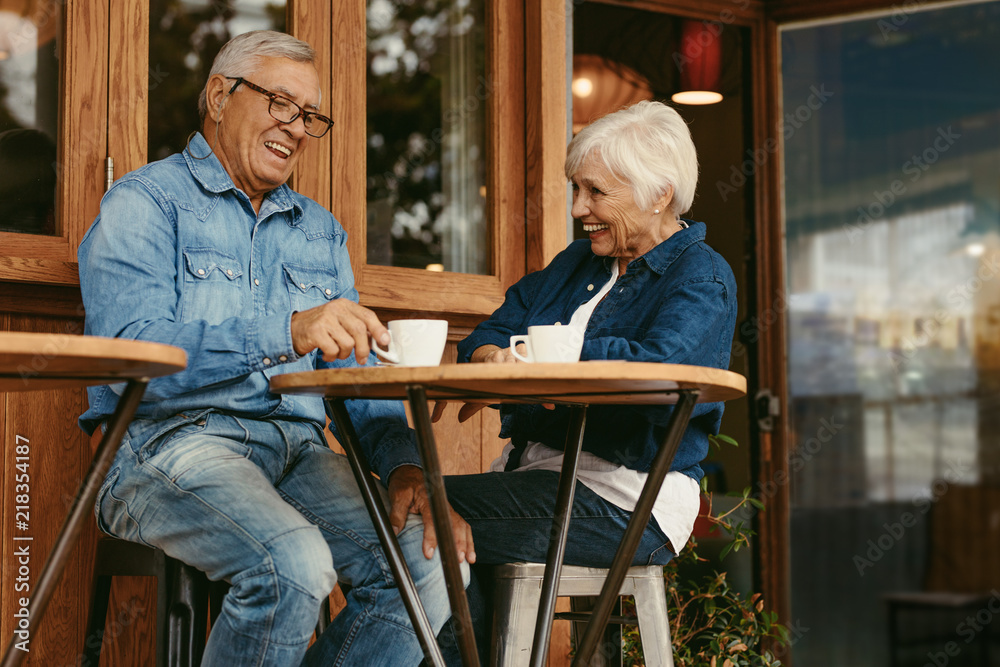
[183,132,303,222]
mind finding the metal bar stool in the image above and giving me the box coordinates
[492,562,674,667]
[83,538,212,667]
[84,538,337,666]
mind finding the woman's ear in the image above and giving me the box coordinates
[656,185,674,215]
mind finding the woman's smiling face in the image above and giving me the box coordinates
[570,152,666,264]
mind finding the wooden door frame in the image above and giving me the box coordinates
[0,0,110,285]
[325,1,534,333]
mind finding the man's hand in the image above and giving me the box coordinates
[387,465,476,563]
[290,299,388,365]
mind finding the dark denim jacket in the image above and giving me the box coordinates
[458,222,737,480]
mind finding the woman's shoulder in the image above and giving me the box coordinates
[671,225,736,287]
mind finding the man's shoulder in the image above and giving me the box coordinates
[113,153,191,195]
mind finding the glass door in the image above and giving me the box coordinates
[780,2,1000,664]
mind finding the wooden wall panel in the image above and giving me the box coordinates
[0,314,95,666]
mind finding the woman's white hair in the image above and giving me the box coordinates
[565,100,698,216]
[198,30,316,122]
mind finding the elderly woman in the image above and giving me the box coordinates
[442,99,737,591]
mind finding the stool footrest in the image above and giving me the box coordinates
[553,612,638,625]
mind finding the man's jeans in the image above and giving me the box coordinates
[97,410,461,666]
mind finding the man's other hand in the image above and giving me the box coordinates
[387,465,475,564]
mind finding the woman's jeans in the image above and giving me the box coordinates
[97,410,460,667]
[444,469,675,567]
[434,469,675,665]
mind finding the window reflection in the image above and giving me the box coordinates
[781,3,1000,664]
[783,4,1000,503]
[366,0,488,274]
[0,3,59,235]
[149,0,286,161]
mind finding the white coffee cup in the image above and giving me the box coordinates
[510,324,584,363]
[373,319,448,367]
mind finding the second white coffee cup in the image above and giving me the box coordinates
[510,324,584,363]
[373,319,448,367]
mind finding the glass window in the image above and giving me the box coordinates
[148,0,286,161]
[0,1,59,235]
[781,2,1000,664]
[366,0,488,274]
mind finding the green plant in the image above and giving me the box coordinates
[619,435,789,666]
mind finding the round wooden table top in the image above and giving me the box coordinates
[0,332,188,392]
[270,360,746,405]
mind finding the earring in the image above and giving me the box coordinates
[654,209,660,214]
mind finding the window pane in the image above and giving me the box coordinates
[0,3,59,235]
[781,3,1000,665]
[366,0,488,274]
[149,0,286,161]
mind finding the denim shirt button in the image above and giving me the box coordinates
[254,278,260,286]
[278,355,288,362]
[226,269,234,276]
[262,357,272,366]
[324,288,332,296]
[197,268,206,275]
[587,284,594,291]
[299,283,306,289]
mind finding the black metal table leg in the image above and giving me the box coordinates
[530,405,587,667]
[571,391,699,666]
[407,385,480,667]
[325,398,446,667]
[2,379,148,667]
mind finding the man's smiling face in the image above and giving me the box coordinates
[209,57,321,209]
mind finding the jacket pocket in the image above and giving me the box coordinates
[180,248,244,324]
[283,263,343,312]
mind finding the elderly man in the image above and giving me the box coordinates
[78,30,472,666]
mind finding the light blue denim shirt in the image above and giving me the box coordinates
[78,133,420,480]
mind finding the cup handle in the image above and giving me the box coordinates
[509,335,531,363]
[372,333,399,364]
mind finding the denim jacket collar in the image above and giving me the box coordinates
[619,219,706,276]
[183,132,303,223]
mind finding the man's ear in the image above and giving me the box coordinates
[204,75,230,123]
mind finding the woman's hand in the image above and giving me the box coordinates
[469,343,522,364]
[431,343,552,422]
[431,344,519,422]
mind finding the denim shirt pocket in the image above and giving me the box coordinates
[180,248,244,324]
[283,263,343,312]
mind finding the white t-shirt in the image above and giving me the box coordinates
[493,262,701,554]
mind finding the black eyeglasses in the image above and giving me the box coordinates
[225,76,334,138]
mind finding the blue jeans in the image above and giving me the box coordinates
[97,410,460,666]
[434,469,675,665]
[443,469,675,567]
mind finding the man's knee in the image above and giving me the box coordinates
[267,525,337,597]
